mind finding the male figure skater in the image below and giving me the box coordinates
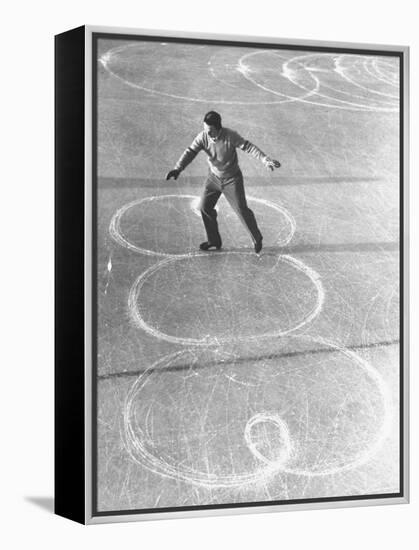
[166,111,281,253]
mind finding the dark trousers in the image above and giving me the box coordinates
[200,170,262,245]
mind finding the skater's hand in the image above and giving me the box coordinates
[166,169,181,180]
[264,158,281,171]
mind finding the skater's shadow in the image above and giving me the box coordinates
[261,241,399,255]
[209,240,398,256]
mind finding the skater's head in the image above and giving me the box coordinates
[203,111,222,141]
[204,111,222,129]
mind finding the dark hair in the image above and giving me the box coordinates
[204,111,222,129]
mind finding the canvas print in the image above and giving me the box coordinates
[94,34,402,515]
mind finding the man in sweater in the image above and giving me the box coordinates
[166,111,281,253]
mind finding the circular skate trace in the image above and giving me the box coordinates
[100,43,318,105]
[109,194,296,258]
[123,337,392,487]
[239,51,399,112]
[99,39,398,501]
[128,251,324,345]
[244,413,293,468]
[100,42,399,112]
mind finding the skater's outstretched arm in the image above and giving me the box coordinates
[166,133,204,180]
[263,158,281,171]
[233,131,281,171]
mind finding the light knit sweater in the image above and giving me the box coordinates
[174,127,270,179]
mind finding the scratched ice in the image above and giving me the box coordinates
[101,43,399,111]
[96,40,401,511]
[109,194,296,257]
[128,251,323,345]
[238,52,399,111]
[123,337,392,488]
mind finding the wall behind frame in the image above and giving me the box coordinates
[2,0,417,549]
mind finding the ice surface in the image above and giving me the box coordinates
[96,39,401,512]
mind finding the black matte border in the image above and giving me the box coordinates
[91,30,405,518]
[55,25,86,524]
